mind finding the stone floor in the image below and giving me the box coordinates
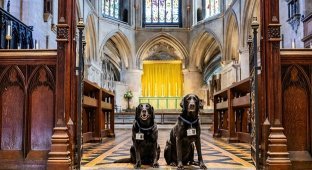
[81,126,255,170]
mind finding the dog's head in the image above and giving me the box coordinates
[135,103,154,126]
[180,94,202,119]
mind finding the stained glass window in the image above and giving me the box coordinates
[102,0,119,19]
[143,0,181,27]
[205,0,221,18]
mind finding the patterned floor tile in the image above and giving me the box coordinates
[81,128,255,169]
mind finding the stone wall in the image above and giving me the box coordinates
[77,0,256,109]
[280,0,305,48]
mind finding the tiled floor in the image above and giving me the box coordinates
[81,127,255,170]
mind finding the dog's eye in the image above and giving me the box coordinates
[140,104,143,107]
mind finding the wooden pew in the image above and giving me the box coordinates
[213,78,251,143]
[82,79,115,143]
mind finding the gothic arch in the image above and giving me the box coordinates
[242,0,260,47]
[190,30,222,72]
[225,10,239,61]
[85,14,97,63]
[136,33,188,69]
[100,30,132,69]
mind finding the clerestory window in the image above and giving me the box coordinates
[143,0,182,27]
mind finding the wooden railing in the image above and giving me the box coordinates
[0,50,57,168]
[82,79,115,143]
[139,96,183,109]
[213,78,251,143]
[0,8,33,49]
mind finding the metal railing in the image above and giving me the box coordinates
[0,8,33,49]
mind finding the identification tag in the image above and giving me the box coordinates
[136,133,144,140]
[187,128,196,136]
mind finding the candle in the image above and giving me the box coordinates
[291,39,295,49]
[35,40,39,49]
[7,25,11,36]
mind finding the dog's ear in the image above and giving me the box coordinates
[151,106,155,119]
[135,105,140,120]
[180,99,184,109]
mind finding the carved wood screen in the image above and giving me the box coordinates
[280,49,312,157]
[282,65,311,152]
[0,50,57,166]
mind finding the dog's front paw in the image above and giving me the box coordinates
[134,162,141,169]
[199,162,207,169]
[177,163,184,170]
[189,161,199,166]
[170,162,176,166]
[152,162,159,168]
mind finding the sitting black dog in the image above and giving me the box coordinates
[114,103,160,169]
[164,94,207,170]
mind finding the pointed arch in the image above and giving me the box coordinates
[85,14,97,63]
[242,0,260,47]
[99,30,132,69]
[137,33,188,69]
[190,30,222,72]
[225,10,239,61]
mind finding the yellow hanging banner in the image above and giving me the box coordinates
[142,60,183,97]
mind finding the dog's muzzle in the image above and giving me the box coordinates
[188,103,196,111]
[140,110,150,120]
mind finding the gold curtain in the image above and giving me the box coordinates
[142,60,183,97]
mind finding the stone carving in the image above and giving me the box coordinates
[147,42,179,60]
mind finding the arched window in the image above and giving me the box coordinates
[102,0,130,24]
[143,0,182,27]
[102,0,119,19]
[205,0,220,18]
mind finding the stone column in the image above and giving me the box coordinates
[183,68,204,98]
[121,69,143,108]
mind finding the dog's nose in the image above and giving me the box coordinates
[142,110,146,113]
[190,103,195,108]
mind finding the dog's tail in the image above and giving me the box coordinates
[113,158,132,163]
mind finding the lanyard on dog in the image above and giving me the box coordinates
[179,116,198,128]
[179,116,198,136]
[135,121,155,140]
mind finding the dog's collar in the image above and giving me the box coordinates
[179,116,199,126]
[135,121,155,131]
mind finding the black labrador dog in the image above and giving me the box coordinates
[114,103,160,169]
[164,94,207,170]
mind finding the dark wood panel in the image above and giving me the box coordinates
[284,86,308,151]
[30,86,54,150]
[1,86,24,150]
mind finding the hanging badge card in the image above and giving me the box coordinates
[187,128,196,136]
[136,133,144,140]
